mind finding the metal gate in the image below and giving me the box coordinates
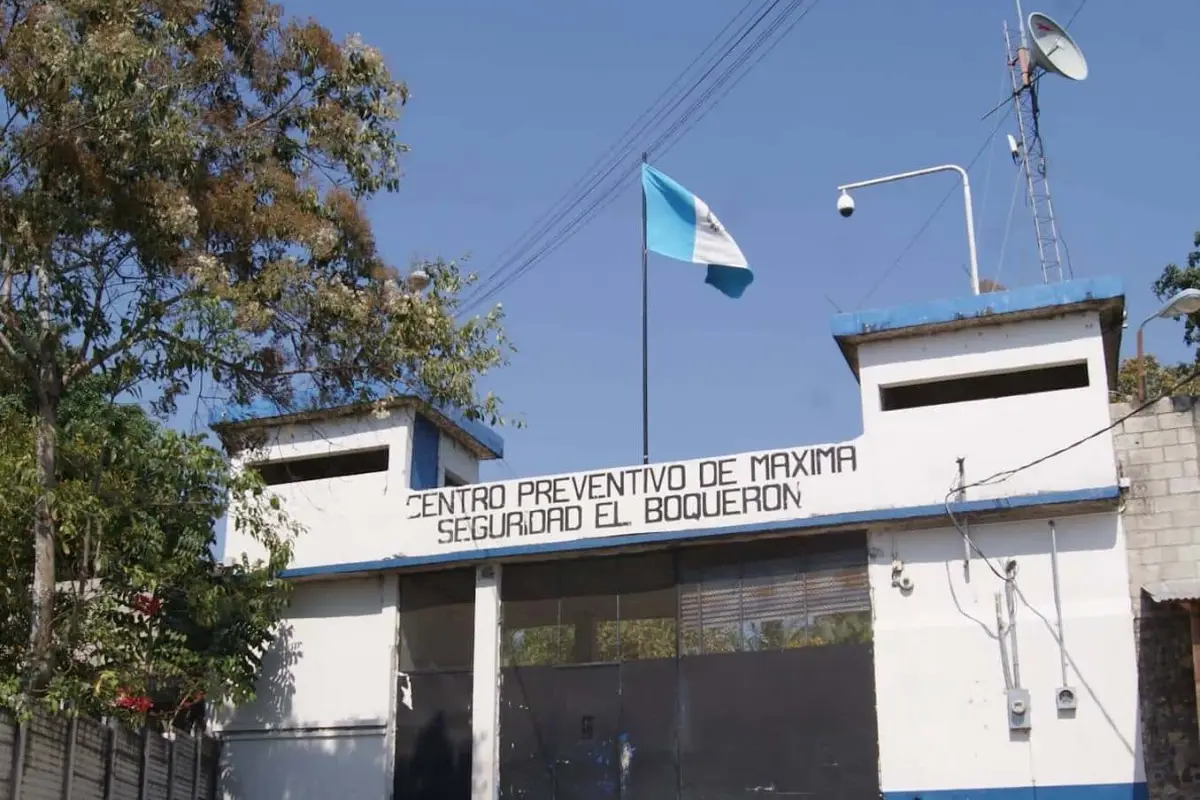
[393,568,476,800]
[498,532,879,800]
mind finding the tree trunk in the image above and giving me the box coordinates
[29,387,57,688]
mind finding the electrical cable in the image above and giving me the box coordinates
[973,66,1016,273]
[460,0,822,314]
[855,105,1014,309]
[1065,0,1089,27]
[943,362,1200,580]
[466,0,763,307]
[990,167,1023,288]
[649,0,822,158]
[458,0,780,312]
[462,0,805,313]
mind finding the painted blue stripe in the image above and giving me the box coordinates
[642,164,697,263]
[278,485,1119,579]
[882,781,1147,800]
[705,264,754,299]
[409,414,440,491]
[830,275,1124,339]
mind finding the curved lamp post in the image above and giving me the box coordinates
[1136,288,1200,403]
[837,164,980,296]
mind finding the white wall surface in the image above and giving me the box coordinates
[214,577,396,730]
[215,577,399,799]
[470,566,500,800]
[859,312,1116,508]
[223,410,414,569]
[871,513,1143,793]
[442,434,481,485]
[226,310,1119,573]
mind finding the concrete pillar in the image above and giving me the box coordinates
[382,573,401,799]
[471,564,502,800]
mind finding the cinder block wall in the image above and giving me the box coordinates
[1111,396,1200,799]
[1112,396,1200,601]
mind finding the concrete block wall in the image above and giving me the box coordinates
[1111,396,1200,800]
[1111,396,1200,604]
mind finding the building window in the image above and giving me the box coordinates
[249,447,389,486]
[879,360,1090,411]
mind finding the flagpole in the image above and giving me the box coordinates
[640,152,650,465]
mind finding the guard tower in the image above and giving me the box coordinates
[831,276,1125,510]
[212,392,503,568]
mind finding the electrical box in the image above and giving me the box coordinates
[1007,688,1031,730]
[1056,686,1078,712]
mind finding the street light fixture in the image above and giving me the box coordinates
[837,164,981,296]
[1136,288,1200,403]
[406,269,431,292]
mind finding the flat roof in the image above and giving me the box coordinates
[830,276,1126,382]
[209,390,505,460]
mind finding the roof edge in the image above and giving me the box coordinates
[211,395,504,460]
[831,277,1126,383]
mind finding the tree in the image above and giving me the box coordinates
[0,378,297,721]
[0,0,509,683]
[1115,354,1200,404]
[1153,231,1200,346]
[1111,231,1200,404]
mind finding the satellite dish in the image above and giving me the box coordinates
[1027,13,1089,81]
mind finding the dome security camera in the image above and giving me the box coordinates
[837,192,855,218]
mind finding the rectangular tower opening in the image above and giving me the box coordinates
[880,361,1090,412]
[250,447,390,486]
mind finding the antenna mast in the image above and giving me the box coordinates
[1005,1,1067,284]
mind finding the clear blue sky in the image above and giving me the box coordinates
[191,0,1200,482]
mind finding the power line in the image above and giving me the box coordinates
[460,0,823,314]
[649,0,822,157]
[1065,0,1089,27]
[944,361,1200,583]
[467,0,762,306]
[966,364,1200,496]
[459,0,777,311]
[854,105,1014,309]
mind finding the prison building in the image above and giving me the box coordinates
[212,277,1143,800]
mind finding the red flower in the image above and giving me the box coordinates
[114,691,153,713]
[131,593,162,616]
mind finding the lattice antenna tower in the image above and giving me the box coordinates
[1003,1,1088,284]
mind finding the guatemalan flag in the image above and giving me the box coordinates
[641,164,754,299]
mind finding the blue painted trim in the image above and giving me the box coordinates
[409,414,440,491]
[882,781,1147,800]
[279,485,1120,579]
[830,276,1124,339]
[208,385,504,459]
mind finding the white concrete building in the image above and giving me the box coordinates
[213,277,1145,800]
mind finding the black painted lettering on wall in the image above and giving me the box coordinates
[420,444,857,547]
[436,505,585,545]
[748,445,857,482]
[699,458,737,488]
[644,483,803,524]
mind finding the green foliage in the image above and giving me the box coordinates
[501,611,872,666]
[0,381,297,723]
[1112,231,1200,403]
[0,0,511,680]
[1153,231,1200,348]
[1115,354,1200,404]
